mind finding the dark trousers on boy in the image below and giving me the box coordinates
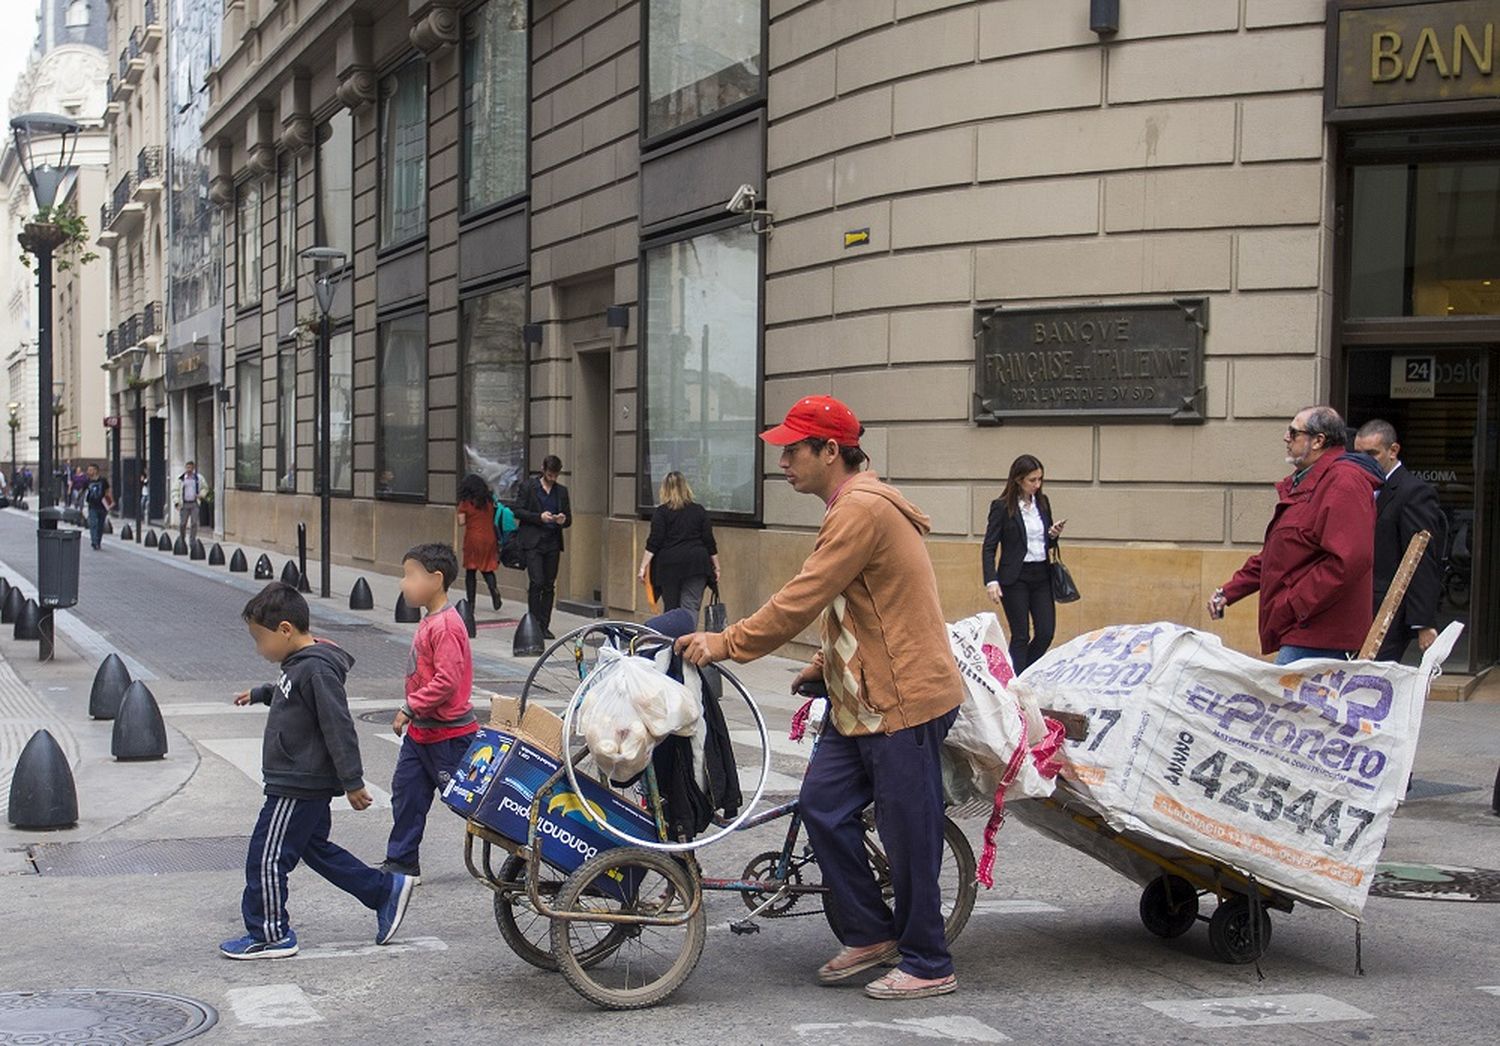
[798,707,958,980]
[242,795,390,942]
[386,733,475,868]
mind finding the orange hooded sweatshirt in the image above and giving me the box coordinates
[703,472,962,736]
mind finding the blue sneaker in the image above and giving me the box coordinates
[377,874,414,945]
[220,929,298,960]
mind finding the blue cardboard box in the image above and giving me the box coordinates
[469,737,658,888]
[440,727,513,819]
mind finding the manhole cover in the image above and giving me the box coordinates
[29,837,248,877]
[0,989,216,1044]
[1370,862,1500,902]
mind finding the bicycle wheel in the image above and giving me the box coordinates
[492,854,624,972]
[823,816,978,945]
[551,847,706,1010]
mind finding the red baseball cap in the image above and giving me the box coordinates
[760,395,862,447]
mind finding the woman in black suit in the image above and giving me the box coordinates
[512,455,571,639]
[982,454,1066,673]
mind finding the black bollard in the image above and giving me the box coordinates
[120,523,133,542]
[254,554,274,580]
[144,529,157,546]
[2,585,23,624]
[158,531,174,552]
[208,543,225,566]
[13,598,41,641]
[513,613,546,658]
[112,681,169,760]
[190,538,206,561]
[394,592,421,623]
[173,534,188,555]
[349,577,374,610]
[6,730,78,830]
[229,548,248,572]
[455,598,477,638]
[88,653,133,720]
[280,560,301,587]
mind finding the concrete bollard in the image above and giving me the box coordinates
[349,577,374,610]
[455,598,477,638]
[513,613,546,658]
[112,681,168,760]
[394,593,421,623]
[13,598,41,641]
[208,543,225,566]
[254,554,274,580]
[6,729,78,830]
[190,538,206,561]
[1,585,23,624]
[88,653,133,720]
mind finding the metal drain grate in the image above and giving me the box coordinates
[29,837,249,877]
[0,989,216,1044]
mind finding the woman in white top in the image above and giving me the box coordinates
[980,454,1066,672]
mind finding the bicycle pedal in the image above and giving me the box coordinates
[729,920,760,936]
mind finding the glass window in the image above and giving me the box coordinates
[462,0,528,213]
[377,314,427,498]
[642,224,760,515]
[1349,160,1500,318]
[379,60,427,247]
[276,345,297,492]
[316,109,353,260]
[278,157,296,294]
[646,0,762,139]
[235,356,262,489]
[314,328,355,496]
[460,285,527,499]
[236,179,261,308]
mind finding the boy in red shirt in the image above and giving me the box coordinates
[383,543,478,881]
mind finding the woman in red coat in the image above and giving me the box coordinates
[456,474,502,612]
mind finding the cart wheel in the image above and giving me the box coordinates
[1207,896,1273,964]
[824,817,978,945]
[1139,875,1199,939]
[493,855,625,972]
[551,847,706,1010]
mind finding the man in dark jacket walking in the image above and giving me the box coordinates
[512,455,570,639]
[1209,405,1382,664]
[1353,419,1445,662]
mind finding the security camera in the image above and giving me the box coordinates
[726,184,759,214]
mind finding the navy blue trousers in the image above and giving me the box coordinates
[386,733,474,867]
[800,708,959,980]
[241,794,389,943]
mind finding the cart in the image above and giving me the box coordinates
[460,621,979,1010]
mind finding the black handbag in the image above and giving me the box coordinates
[1049,547,1081,604]
[704,583,728,633]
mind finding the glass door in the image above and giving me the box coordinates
[1346,347,1498,673]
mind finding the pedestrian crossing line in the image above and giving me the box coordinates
[225,983,323,1029]
[1143,993,1374,1029]
[295,936,447,960]
[163,697,393,717]
[200,737,393,810]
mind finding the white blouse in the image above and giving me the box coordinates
[1019,498,1047,562]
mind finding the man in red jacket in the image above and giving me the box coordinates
[1209,405,1382,664]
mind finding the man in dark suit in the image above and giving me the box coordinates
[512,454,570,639]
[1353,420,1444,662]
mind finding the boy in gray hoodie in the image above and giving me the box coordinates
[220,582,414,959]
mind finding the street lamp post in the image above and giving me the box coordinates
[12,112,81,661]
[300,246,348,600]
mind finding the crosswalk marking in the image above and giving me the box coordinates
[1143,994,1374,1028]
[225,984,322,1028]
[296,936,447,960]
[201,737,392,810]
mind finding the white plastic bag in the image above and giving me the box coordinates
[575,646,701,780]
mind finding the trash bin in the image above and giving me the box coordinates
[36,521,80,609]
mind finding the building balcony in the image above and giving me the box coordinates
[141,1,162,53]
[134,147,163,203]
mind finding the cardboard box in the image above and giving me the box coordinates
[489,694,564,756]
[440,727,515,820]
[468,734,658,892]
